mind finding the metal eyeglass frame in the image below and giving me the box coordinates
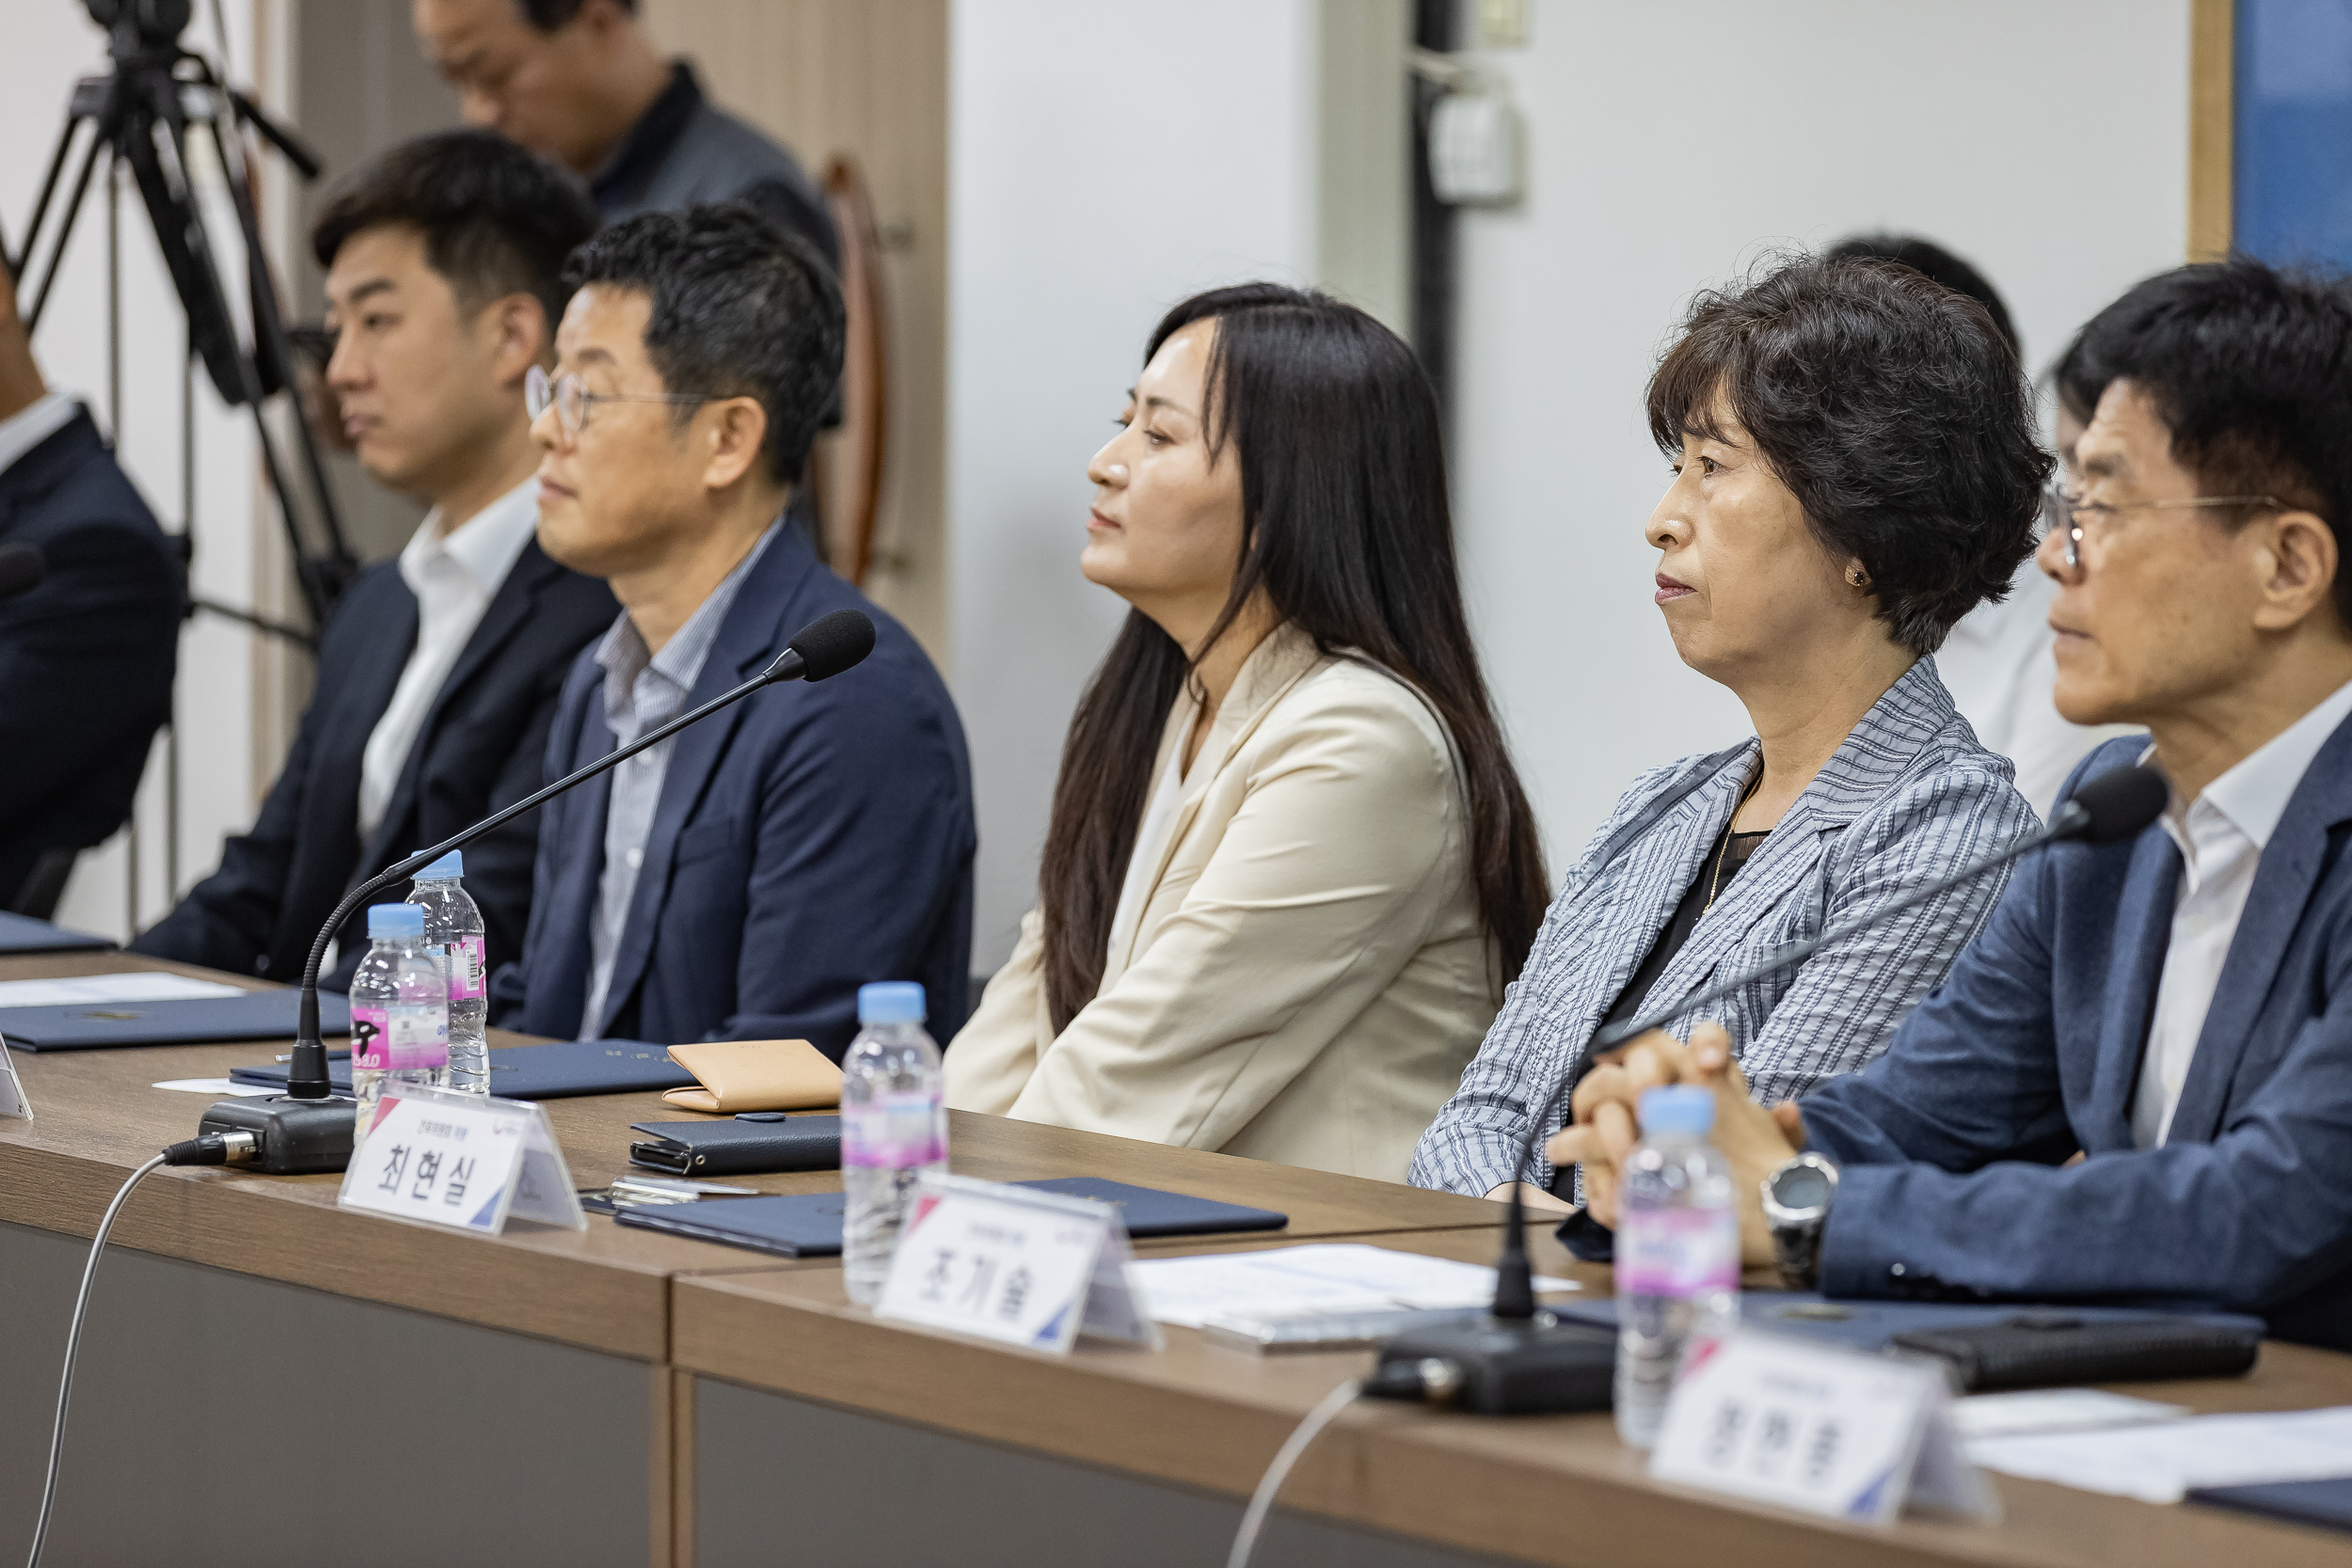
[525,364,714,438]
[2045,484,2281,571]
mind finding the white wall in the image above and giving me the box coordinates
[947,0,1323,969]
[1449,0,2191,869]
[2,3,271,939]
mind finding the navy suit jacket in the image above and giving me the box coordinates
[134,536,616,988]
[0,409,180,905]
[1807,719,2352,1348]
[491,526,975,1059]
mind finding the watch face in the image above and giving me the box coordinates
[1772,1163,1832,1212]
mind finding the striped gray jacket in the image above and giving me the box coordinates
[1408,658,2037,1197]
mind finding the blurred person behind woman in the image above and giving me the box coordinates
[946,284,1548,1181]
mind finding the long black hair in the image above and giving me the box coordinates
[1036,283,1549,1033]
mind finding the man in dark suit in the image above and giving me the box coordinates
[1557,259,2352,1349]
[490,204,973,1058]
[135,131,613,987]
[0,264,181,914]
[413,0,836,265]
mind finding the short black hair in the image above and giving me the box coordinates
[1827,233,2020,357]
[516,0,634,29]
[311,128,598,337]
[562,202,844,486]
[1647,254,2051,656]
[2074,258,2352,621]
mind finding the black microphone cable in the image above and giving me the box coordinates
[25,1133,254,1568]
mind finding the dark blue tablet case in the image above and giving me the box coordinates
[0,990,351,1050]
[230,1037,692,1099]
[2189,1477,2352,1534]
[613,1176,1290,1258]
[0,911,114,954]
[1551,1291,2266,1348]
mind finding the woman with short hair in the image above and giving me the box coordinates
[1411,254,2047,1205]
[946,283,1548,1181]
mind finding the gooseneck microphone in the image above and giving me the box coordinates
[1370,763,2170,1411]
[0,544,47,600]
[197,609,877,1173]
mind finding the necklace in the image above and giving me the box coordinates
[1704,774,1764,914]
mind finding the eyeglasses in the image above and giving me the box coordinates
[2043,485,2281,570]
[525,365,714,439]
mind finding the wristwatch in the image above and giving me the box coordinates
[1760,1151,1839,1290]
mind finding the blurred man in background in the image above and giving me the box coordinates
[1829,233,2137,816]
[135,131,614,987]
[0,264,181,918]
[413,0,837,267]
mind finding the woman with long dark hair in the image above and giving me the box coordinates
[945,284,1547,1180]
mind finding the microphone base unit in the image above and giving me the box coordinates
[197,1095,357,1175]
[1369,1314,1617,1415]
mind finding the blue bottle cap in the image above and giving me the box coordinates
[367,903,426,940]
[412,850,463,880]
[1637,1085,1716,1137]
[857,981,927,1024]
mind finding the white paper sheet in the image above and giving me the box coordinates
[1130,1243,1579,1329]
[152,1078,280,1098]
[1951,1388,2188,1441]
[1967,1404,2352,1503]
[0,972,244,1008]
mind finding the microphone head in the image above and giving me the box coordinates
[2058,763,2169,845]
[0,545,47,601]
[785,609,876,682]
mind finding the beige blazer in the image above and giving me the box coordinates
[945,623,1502,1181]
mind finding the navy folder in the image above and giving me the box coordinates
[613,1177,1289,1258]
[2189,1477,2352,1534]
[230,1037,693,1100]
[0,911,113,955]
[0,990,351,1051]
[1551,1291,2266,1348]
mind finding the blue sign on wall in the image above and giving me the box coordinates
[2236,0,2352,267]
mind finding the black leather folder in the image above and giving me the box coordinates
[230,1037,692,1099]
[0,990,350,1051]
[613,1177,1289,1258]
[629,1115,843,1175]
[2189,1477,2352,1534]
[0,911,114,955]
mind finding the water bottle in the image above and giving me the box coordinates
[1613,1085,1741,1449]
[407,849,488,1094]
[840,981,947,1305]
[348,903,450,1152]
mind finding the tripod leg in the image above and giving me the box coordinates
[20,122,104,333]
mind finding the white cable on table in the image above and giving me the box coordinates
[26,1152,167,1568]
[1226,1376,1364,1568]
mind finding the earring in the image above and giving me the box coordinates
[1847,565,1869,590]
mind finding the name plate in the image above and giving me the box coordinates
[875,1173,1161,1354]
[1650,1330,1996,1525]
[0,1034,26,1120]
[337,1083,584,1234]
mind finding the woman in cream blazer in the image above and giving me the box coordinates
[946,284,1548,1181]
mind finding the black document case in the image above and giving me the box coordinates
[629,1116,842,1175]
[0,990,351,1051]
[0,911,113,954]
[614,1177,1289,1258]
[231,1037,691,1099]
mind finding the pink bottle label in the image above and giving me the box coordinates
[446,936,485,1001]
[350,1002,448,1071]
[1616,1206,1740,1296]
[842,1089,946,1168]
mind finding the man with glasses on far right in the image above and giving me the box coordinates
[1556,258,2352,1349]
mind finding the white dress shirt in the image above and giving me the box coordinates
[1936,562,2141,819]
[0,391,82,478]
[356,476,542,840]
[2134,676,2352,1147]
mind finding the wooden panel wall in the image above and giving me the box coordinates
[641,0,951,666]
[2188,0,2233,261]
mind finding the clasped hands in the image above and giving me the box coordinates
[1544,1022,1804,1268]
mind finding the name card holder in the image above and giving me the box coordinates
[875,1172,1162,1354]
[0,1033,26,1119]
[1649,1329,1998,1526]
[337,1083,585,1234]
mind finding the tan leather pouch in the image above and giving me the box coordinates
[660,1038,841,1114]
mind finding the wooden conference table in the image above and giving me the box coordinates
[2,948,2348,1567]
